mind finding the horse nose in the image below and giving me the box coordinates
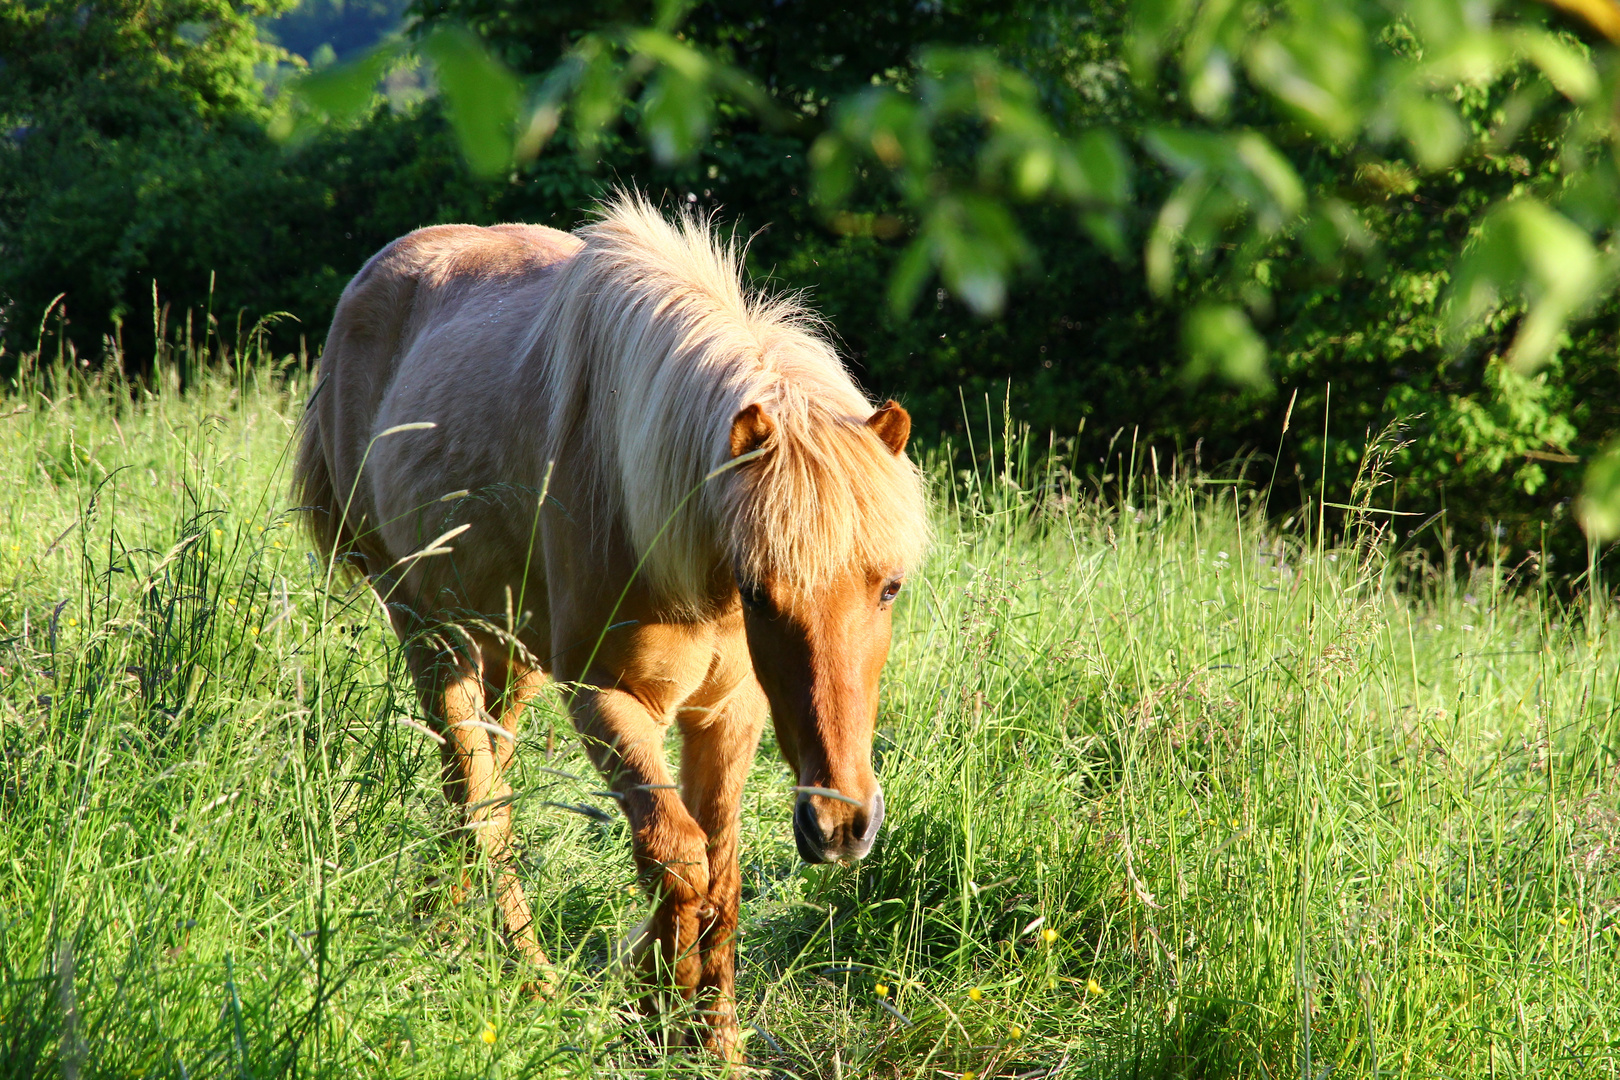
[855,786,885,847]
[793,786,885,864]
[792,797,828,863]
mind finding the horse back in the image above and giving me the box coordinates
[296,222,582,595]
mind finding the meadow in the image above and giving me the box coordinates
[1,342,1617,1079]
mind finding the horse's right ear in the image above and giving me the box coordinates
[729,403,775,458]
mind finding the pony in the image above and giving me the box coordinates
[292,193,929,1058]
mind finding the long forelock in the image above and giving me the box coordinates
[718,410,931,597]
[535,192,929,612]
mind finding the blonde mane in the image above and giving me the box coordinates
[530,193,930,613]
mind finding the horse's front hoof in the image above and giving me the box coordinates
[519,970,558,999]
[699,1017,745,1066]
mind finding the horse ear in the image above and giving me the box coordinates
[729,403,776,458]
[866,400,910,455]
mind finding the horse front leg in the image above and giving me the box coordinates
[677,678,767,1061]
[569,683,713,1013]
[405,631,552,987]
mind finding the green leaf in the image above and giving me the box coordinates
[419,26,521,178]
[887,238,934,317]
[572,37,630,157]
[809,134,856,209]
[1127,0,1195,87]
[294,42,402,122]
[1513,28,1598,102]
[1081,210,1129,261]
[1232,132,1304,218]
[1074,130,1131,205]
[640,68,710,164]
[1142,127,1230,176]
[1146,176,1206,297]
[1580,442,1620,541]
[1182,303,1269,389]
[1396,94,1468,170]
[1445,199,1600,371]
[1015,146,1056,198]
[624,28,710,83]
[1244,6,1369,141]
[1404,0,1476,48]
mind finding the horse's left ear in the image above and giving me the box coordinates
[730,403,776,458]
[867,401,910,455]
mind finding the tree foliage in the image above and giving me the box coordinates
[2,0,1619,567]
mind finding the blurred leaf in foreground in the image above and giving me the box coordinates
[1182,303,1269,390]
[419,26,522,177]
[1579,441,1620,540]
[1445,199,1601,372]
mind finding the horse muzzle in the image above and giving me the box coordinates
[793,786,884,864]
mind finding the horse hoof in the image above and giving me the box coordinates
[701,1022,745,1066]
[520,970,558,999]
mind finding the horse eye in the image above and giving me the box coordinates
[881,579,903,604]
[738,581,769,611]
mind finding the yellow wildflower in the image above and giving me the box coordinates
[875,983,889,998]
[480,1022,497,1045]
[968,987,983,1002]
[1086,978,1103,996]
[1009,1023,1024,1040]
[1042,927,1058,944]
[226,598,236,607]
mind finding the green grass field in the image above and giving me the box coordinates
[1,352,1617,1079]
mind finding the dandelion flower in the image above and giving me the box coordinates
[480,1022,497,1045]
[1557,914,1569,927]
[67,618,77,627]
[1042,927,1058,944]
[1008,1023,1023,1040]
[1086,978,1103,996]
[213,529,223,538]
[875,983,889,998]
[963,1072,976,1080]
[968,987,983,1002]
[226,598,237,607]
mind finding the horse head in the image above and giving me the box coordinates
[727,400,916,864]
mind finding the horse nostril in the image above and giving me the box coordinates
[857,787,885,845]
[793,797,827,864]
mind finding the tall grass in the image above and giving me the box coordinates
[1,347,1616,1078]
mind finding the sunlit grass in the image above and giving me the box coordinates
[0,352,1616,1078]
